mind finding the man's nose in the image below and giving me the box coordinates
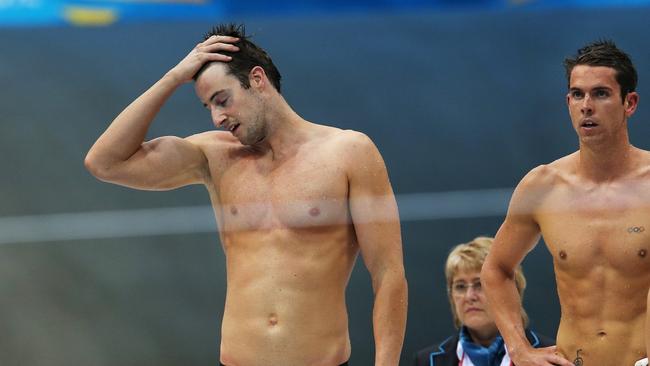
[212,109,226,127]
[581,95,593,115]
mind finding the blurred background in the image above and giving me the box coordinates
[1,0,649,365]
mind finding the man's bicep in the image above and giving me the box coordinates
[492,214,541,269]
[491,187,543,271]
[347,133,397,228]
[110,135,208,190]
[346,133,402,273]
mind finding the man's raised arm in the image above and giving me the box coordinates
[84,35,238,190]
[346,131,408,366]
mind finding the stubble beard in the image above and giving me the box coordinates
[238,116,267,146]
[238,94,269,146]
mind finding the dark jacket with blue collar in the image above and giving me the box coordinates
[414,329,554,366]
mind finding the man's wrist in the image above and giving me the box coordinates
[162,69,187,87]
[507,341,533,362]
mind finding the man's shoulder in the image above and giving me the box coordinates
[633,147,650,175]
[332,129,380,157]
[187,130,251,158]
[308,126,379,159]
[507,158,572,217]
[517,152,578,190]
[311,126,372,145]
[187,130,238,145]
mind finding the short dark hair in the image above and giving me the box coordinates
[194,23,282,93]
[563,40,637,102]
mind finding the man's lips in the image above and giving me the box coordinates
[224,123,239,133]
[581,119,598,128]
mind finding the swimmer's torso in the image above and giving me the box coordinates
[197,126,360,366]
[534,152,650,365]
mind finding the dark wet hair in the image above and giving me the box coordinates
[193,23,282,93]
[564,40,637,102]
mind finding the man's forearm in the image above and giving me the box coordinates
[85,72,182,172]
[482,265,532,357]
[373,272,408,366]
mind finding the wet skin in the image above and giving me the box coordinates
[483,65,649,366]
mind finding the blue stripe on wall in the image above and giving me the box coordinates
[2,0,650,27]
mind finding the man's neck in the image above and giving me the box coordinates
[577,133,636,182]
[253,97,310,162]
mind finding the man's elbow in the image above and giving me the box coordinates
[84,151,115,182]
[389,271,408,292]
[481,259,501,286]
[375,267,408,295]
[481,258,513,289]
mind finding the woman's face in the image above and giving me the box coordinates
[451,269,498,336]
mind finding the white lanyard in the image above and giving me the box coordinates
[456,342,513,366]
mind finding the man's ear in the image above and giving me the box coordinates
[249,66,266,89]
[625,91,639,117]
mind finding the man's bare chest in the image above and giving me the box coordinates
[537,188,650,276]
[214,157,349,232]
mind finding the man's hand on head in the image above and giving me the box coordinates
[168,35,240,84]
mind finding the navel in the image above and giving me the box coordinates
[638,249,647,258]
[309,207,321,217]
[230,206,238,216]
[559,250,567,260]
[268,313,278,326]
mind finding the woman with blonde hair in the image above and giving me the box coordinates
[414,237,553,366]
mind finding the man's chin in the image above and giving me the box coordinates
[240,135,266,146]
[238,137,258,146]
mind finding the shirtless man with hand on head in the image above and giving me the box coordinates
[482,40,650,366]
[84,23,407,366]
